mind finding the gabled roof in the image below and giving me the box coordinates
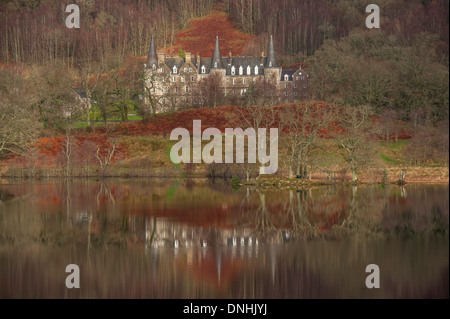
[280,69,296,81]
[163,57,186,74]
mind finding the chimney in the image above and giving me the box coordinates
[157,52,165,63]
[185,52,191,63]
[228,50,232,65]
[196,52,200,69]
[261,51,264,65]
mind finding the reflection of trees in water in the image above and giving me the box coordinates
[286,189,317,237]
[1,181,447,249]
[381,184,449,236]
[206,177,235,194]
[239,189,278,238]
[238,186,352,240]
[96,181,116,206]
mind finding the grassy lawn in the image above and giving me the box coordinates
[74,114,143,128]
[379,139,411,164]
[380,153,401,164]
[383,139,410,150]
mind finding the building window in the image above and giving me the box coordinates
[285,92,288,96]
[239,66,243,75]
[184,67,187,72]
[231,66,235,75]
[294,92,297,96]
[285,84,288,89]
[247,66,251,75]
[159,68,163,72]
[172,77,176,82]
[173,66,177,74]
[181,77,185,82]
[241,88,247,95]
[254,65,258,75]
[214,62,217,68]
[163,87,168,93]
[232,79,236,84]
[175,87,178,93]
[294,84,297,88]
[243,79,246,84]
[284,74,289,81]
[269,61,272,67]
[296,76,299,81]
[301,76,305,80]
[191,76,194,82]
[185,86,189,93]
[201,65,206,74]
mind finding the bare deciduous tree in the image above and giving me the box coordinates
[279,101,337,178]
[334,105,379,183]
[0,68,42,156]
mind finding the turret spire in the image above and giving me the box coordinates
[147,36,158,68]
[266,35,277,68]
[211,36,224,69]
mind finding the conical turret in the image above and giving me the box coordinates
[266,35,277,68]
[211,36,224,69]
[146,36,158,68]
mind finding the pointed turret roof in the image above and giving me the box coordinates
[211,36,224,69]
[146,36,158,68]
[266,35,277,68]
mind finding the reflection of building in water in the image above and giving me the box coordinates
[144,217,292,249]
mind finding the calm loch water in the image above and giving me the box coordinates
[0,179,448,298]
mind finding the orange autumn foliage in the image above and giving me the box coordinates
[163,6,254,57]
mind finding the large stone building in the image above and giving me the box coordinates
[144,35,309,113]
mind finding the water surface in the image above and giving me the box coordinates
[0,179,448,298]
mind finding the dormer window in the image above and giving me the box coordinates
[247,66,251,75]
[254,66,258,75]
[152,64,156,70]
[173,66,177,74]
[239,66,243,75]
[231,66,235,75]
[214,62,217,68]
[201,65,206,74]
[269,61,272,67]
[284,74,289,81]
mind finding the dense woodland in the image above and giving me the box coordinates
[0,0,448,179]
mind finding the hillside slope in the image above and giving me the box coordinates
[161,2,255,57]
